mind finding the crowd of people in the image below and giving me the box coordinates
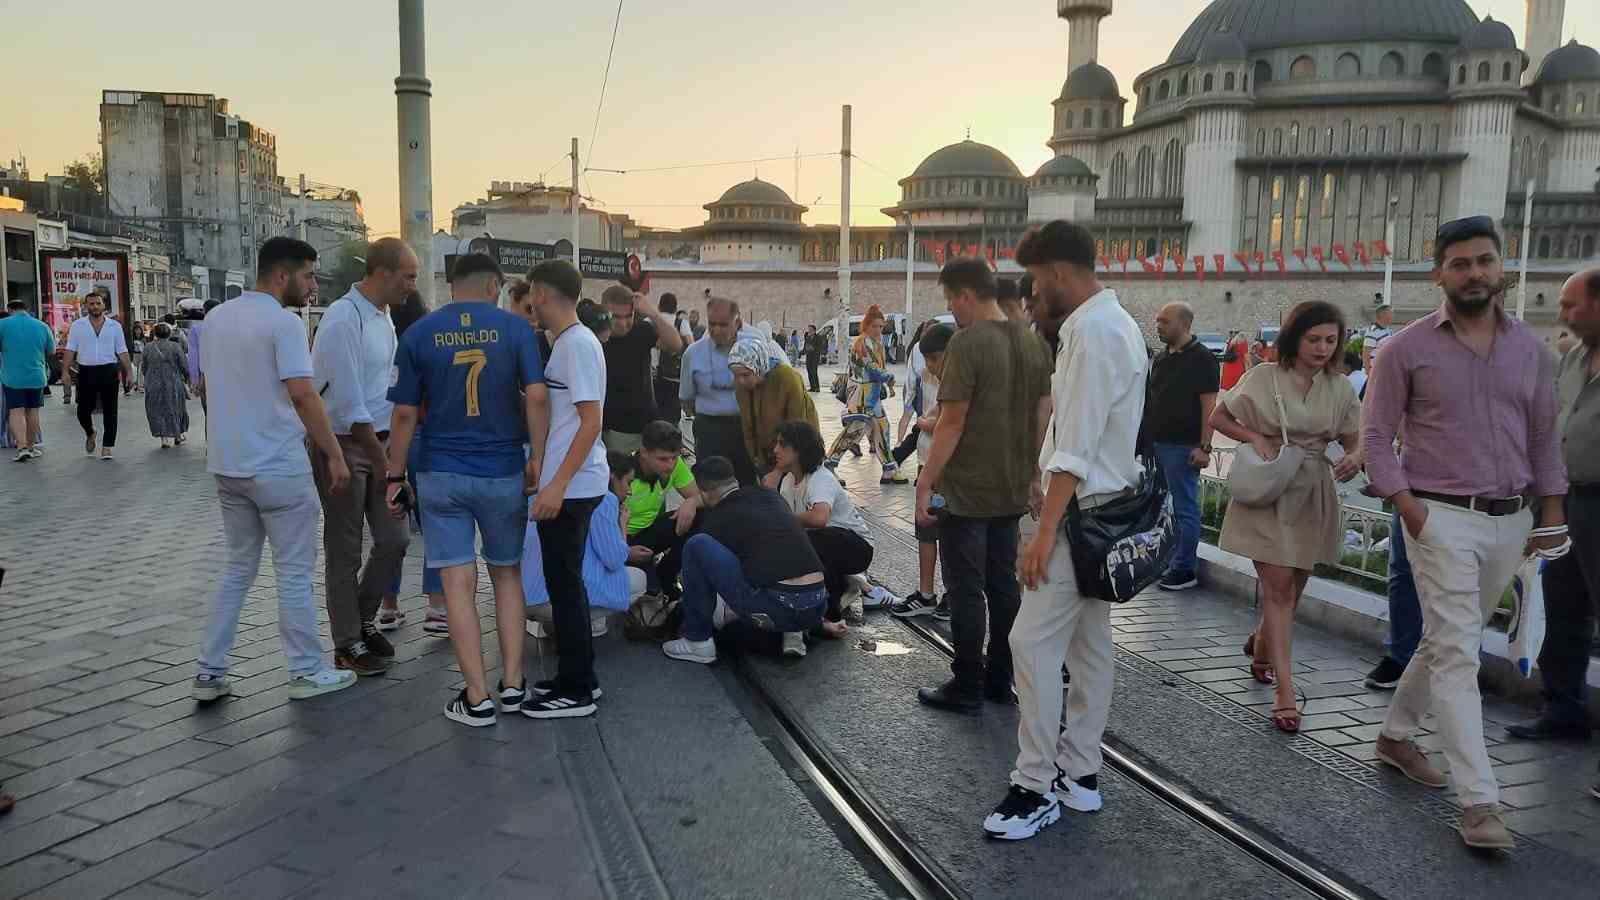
[3,213,1597,856]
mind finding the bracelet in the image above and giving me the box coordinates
[1532,536,1572,560]
[1530,525,1569,538]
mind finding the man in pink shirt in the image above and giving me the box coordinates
[1361,215,1569,851]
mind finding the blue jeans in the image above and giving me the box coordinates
[415,472,529,568]
[1154,442,1202,576]
[680,533,826,641]
[1384,508,1423,666]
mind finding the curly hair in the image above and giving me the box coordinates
[773,420,827,474]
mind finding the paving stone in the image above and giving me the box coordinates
[0,781,115,835]
[0,689,73,719]
[3,752,131,800]
[14,839,199,900]
[0,855,88,900]
[107,883,197,900]
[1499,805,1599,836]
[0,814,101,868]
[0,710,61,739]
[23,704,149,743]
[68,769,221,824]
[51,662,172,695]
[86,741,225,787]
[38,681,166,716]
[52,800,216,863]
[185,729,316,776]
[198,864,314,900]
[5,724,142,768]
[0,651,99,678]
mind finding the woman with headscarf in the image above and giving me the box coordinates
[826,304,902,483]
[141,322,190,447]
[729,335,816,475]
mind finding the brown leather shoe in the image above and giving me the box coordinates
[334,642,388,676]
[1459,804,1514,850]
[1375,735,1447,788]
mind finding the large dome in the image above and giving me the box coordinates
[1061,61,1121,100]
[1167,0,1479,64]
[711,178,798,206]
[1535,40,1600,83]
[908,140,1022,180]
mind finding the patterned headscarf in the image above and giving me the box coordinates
[728,336,776,379]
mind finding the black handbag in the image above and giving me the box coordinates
[1063,458,1176,603]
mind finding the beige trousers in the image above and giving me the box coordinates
[1009,530,1115,795]
[1380,498,1531,808]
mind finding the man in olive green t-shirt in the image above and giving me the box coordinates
[915,258,1053,712]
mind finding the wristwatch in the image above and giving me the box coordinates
[1200,444,1213,453]
[386,474,407,484]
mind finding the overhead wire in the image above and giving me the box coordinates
[585,152,837,176]
[583,0,626,201]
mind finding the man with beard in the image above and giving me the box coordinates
[62,290,132,459]
[1362,216,1568,851]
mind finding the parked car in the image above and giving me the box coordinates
[1196,332,1228,359]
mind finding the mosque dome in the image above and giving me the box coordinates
[1535,40,1600,83]
[908,140,1023,180]
[1166,0,1478,64]
[1061,61,1122,100]
[1461,16,1517,52]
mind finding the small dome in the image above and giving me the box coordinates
[1462,16,1516,51]
[1535,40,1600,83]
[710,178,799,207]
[1061,61,1121,100]
[1033,155,1094,178]
[908,140,1023,180]
[1196,30,1247,63]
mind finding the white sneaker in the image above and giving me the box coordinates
[191,674,232,702]
[861,585,896,609]
[27,447,42,459]
[12,450,28,462]
[663,637,717,665]
[782,632,807,658]
[1053,773,1104,813]
[712,597,737,630]
[983,785,1060,841]
[288,667,357,700]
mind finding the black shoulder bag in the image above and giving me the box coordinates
[1063,457,1176,603]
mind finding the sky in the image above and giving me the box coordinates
[2,0,1596,238]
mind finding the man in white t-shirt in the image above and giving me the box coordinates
[525,259,611,718]
[62,291,131,459]
[192,237,356,703]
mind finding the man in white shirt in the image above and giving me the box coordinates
[984,220,1147,841]
[1363,298,1394,350]
[192,237,355,703]
[62,290,132,459]
[525,259,611,718]
[310,237,417,676]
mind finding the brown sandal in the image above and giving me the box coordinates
[1271,705,1302,734]
[1244,632,1275,684]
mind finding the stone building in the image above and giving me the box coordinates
[693,179,809,264]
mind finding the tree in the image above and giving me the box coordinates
[63,154,105,198]
[322,239,369,302]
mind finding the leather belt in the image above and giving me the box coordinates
[1412,490,1527,517]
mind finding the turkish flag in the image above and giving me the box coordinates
[1355,243,1370,266]
[1253,250,1266,272]
[1270,249,1286,273]
[1173,255,1187,273]
[1097,253,1111,271]
[1139,256,1158,274]
[1154,253,1166,278]
[1194,255,1206,283]
[1373,240,1390,259]
[1213,253,1227,275]
[1332,244,1350,266]
[932,244,945,265]
[1292,248,1308,269]
[1233,251,1252,274]
[1311,246,1327,271]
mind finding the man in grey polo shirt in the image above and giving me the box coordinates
[680,296,755,483]
[192,237,355,703]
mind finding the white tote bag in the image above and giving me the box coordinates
[1226,369,1306,508]
[1508,557,1547,678]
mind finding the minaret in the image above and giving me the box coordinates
[1524,0,1565,83]
[1059,0,1114,76]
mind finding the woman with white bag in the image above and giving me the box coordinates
[1210,301,1364,733]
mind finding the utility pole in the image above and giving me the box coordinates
[396,0,434,303]
[571,137,581,270]
[904,215,915,325]
[297,173,308,242]
[836,105,852,366]
[1380,195,1397,314]
[1516,178,1534,320]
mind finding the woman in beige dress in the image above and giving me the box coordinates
[1210,300,1363,733]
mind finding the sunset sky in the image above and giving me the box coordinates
[2,1,1595,237]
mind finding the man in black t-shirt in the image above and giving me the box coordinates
[661,456,827,665]
[1141,301,1220,591]
[602,285,684,452]
[654,293,685,425]
[801,324,824,392]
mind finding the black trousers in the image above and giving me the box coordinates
[631,512,686,598]
[807,526,874,620]
[805,358,821,392]
[538,495,603,692]
[76,364,120,447]
[939,513,1022,693]
[692,413,755,485]
[654,379,681,426]
[1536,491,1600,728]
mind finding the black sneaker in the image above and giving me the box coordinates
[889,591,937,618]
[1504,717,1592,741]
[532,678,603,700]
[1158,570,1198,591]
[334,641,388,676]
[917,678,981,714]
[983,784,1060,840]
[498,680,527,713]
[932,597,951,622]
[522,686,597,719]
[361,625,396,659]
[444,690,496,727]
[985,682,1018,705]
[1363,657,1406,690]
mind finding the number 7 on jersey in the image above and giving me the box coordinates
[452,349,488,417]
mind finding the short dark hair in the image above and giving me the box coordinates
[1015,220,1096,269]
[659,293,678,314]
[692,455,736,487]
[5,300,26,312]
[996,278,1019,303]
[601,285,634,307]
[937,258,997,299]
[576,299,613,334]
[392,291,429,337]
[527,259,582,302]
[606,449,638,481]
[1277,300,1347,371]
[257,236,318,278]
[161,314,176,325]
[919,323,954,356]
[202,299,220,314]
[641,420,684,453]
[365,237,414,275]
[154,322,172,339]
[1434,215,1501,267]
[773,420,826,473]
[450,252,503,283]
[1343,350,1362,371]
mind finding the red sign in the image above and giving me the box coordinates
[40,250,131,345]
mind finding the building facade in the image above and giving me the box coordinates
[451,181,625,253]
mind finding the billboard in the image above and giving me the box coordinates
[40,251,131,345]
[454,238,631,285]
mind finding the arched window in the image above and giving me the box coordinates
[1412,125,1422,154]
[1243,74,1250,91]
[1179,75,1190,96]
[1456,65,1467,85]
[1203,73,1215,92]
[1225,71,1236,91]
[1134,146,1157,198]
[1538,141,1551,187]
[1102,108,1112,128]
[1158,79,1170,100]
[1065,110,1074,129]
[1109,152,1128,198]
[1577,93,1587,114]
[1290,56,1316,79]
[1551,93,1564,114]
[1381,52,1406,77]
[1160,138,1184,197]
[1289,122,1300,155]
[1274,128,1283,154]
[1503,61,1514,82]
[1538,235,1551,258]
[1477,61,1491,82]
[1359,125,1369,152]
[1256,129,1266,154]
[1377,125,1387,152]
[1584,235,1596,258]
[1142,86,1151,107]
[1422,52,1445,79]
[1253,60,1272,85]
[1335,53,1361,78]
[1342,119,1352,152]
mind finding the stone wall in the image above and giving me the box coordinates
[643,266,1572,342]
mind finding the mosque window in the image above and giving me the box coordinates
[1225,71,1236,91]
[1161,138,1184,196]
[1584,236,1596,258]
[1576,94,1587,114]
[1203,73,1214,92]
[1456,65,1467,85]
[1066,110,1074,129]
[1477,61,1491,83]
[1134,146,1157,198]
[1274,129,1283,154]
[1158,80,1170,100]
[1290,56,1316,80]
[1551,93,1564,114]
[1538,235,1551,258]
[1293,176,1311,250]
[1289,122,1300,155]
[1256,129,1266,155]
[1326,128,1335,155]
[1503,61,1513,82]
[1102,108,1112,128]
[1109,152,1128,198]
[1423,52,1446,79]
[1538,142,1551,187]
[1142,86,1151,107]
[1179,75,1190,96]
[1377,126,1387,152]
[1412,125,1422,154]
[1269,176,1285,251]
[1335,53,1360,78]
[1381,52,1406,77]
[1253,60,1272,85]
[1342,120,1352,152]
[1432,124,1441,152]
[1359,126,1369,152]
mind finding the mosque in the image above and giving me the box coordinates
[677,0,1598,270]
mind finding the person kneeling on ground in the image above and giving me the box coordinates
[766,420,868,653]
[525,450,649,646]
[624,420,700,599]
[663,456,828,665]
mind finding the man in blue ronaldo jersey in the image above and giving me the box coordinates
[385,253,550,727]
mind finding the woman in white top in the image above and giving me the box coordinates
[765,420,871,630]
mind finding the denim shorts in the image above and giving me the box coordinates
[2,386,44,409]
[416,471,529,568]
